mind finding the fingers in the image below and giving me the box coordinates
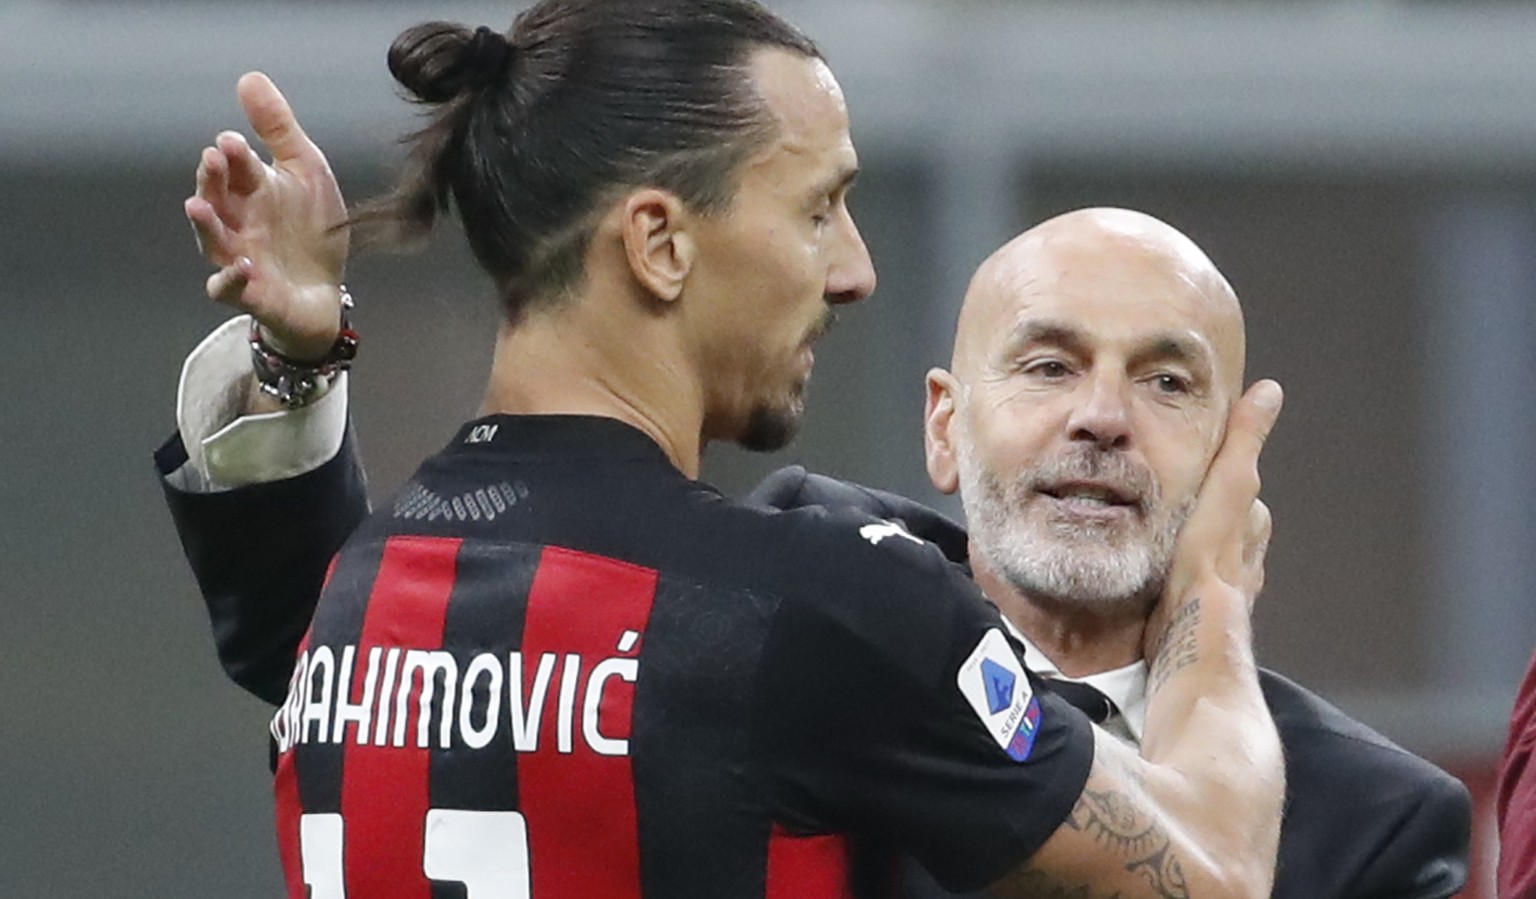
[1240,499,1272,605]
[217,130,266,197]
[194,143,244,234]
[204,257,254,310]
[1163,381,1283,602]
[191,135,263,261]
[1221,380,1284,473]
[1201,380,1284,526]
[195,145,227,202]
[237,71,326,172]
[1243,500,1273,566]
[186,194,247,267]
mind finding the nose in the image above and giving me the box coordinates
[1066,372,1132,451]
[825,208,877,306]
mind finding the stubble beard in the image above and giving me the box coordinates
[957,437,1193,612]
[738,389,805,452]
[737,308,834,453]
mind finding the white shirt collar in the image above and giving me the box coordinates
[999,615,1149,743]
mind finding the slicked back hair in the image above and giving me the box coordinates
[352,0,821,320]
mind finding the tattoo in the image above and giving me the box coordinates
[1147,597,1201,694]
[997,760,1191,899]
[995,869,1116,899]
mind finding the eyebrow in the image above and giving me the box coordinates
[1004,319,1213,374]
[1004,320,1091,357]
[1129,333,1212,375]
[812,163,860,200]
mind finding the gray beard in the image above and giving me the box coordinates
[957,439,1192,612]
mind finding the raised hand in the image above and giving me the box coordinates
[1145,380,1283,661]
[185,72,349,361]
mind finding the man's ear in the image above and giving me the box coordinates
[620,189,695,302]
[925,368,961,495]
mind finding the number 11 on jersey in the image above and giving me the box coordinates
[301,810,532,897]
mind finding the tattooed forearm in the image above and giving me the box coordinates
[1147,597,1201,694]
[993,868,1120,899]
[997,776,1191,899]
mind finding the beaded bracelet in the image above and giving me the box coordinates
[248,288,360,408]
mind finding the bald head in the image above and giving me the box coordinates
[924,208,1250,620]
[952,207,1245,396]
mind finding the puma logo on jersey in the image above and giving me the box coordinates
[860,521,923,547]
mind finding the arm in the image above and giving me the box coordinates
[1341,759,1471,899]
[159,421,368,704]
[161,73,364,702]
[1499,646,1536,899]
[990,381,1287,899]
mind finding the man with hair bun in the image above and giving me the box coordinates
[160,1,1288,896]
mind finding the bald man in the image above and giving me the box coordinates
[929,209,1250,693]
[758,209,1471,899]
[158,206,1468,896]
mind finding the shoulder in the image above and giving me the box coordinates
[1260,669,1471,896]
[1262,669,1468,802]
[688,492,1010,698]
[712,487,985,621]
[746,466,972,564]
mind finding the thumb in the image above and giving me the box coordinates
[1200,379,1284,529]
[1222,379,1283,465]
[236,71,324,172]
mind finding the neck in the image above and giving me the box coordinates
[970,548,1149,678]
[479,280,707,478]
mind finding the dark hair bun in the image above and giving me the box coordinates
[389,22,513,104]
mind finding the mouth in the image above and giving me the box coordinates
[796,313,836,374]
[1035,480,1142,517]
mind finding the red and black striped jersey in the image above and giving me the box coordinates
[270,415,1093,898]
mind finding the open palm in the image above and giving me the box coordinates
[185,72,350,361]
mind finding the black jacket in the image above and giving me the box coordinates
[157,438,1471,899]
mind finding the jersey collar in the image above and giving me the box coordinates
[447,414,680,466]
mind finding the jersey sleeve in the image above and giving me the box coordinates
[167,314,348,493]
[749,507,1095,893]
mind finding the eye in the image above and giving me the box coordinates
[1148,372,1191,395]
[1022,359,1072,380]
[812,199,836,228]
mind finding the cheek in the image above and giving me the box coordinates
[964,399,1057,477]
[985,389,1073,449]
[774,221,828,290]
[1143,427,1219,507]
[751,238,823,322]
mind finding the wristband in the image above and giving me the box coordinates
[248,288,360,409]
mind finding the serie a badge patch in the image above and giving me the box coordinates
[956,628,1041,762]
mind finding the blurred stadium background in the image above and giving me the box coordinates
[3,0,1533,894]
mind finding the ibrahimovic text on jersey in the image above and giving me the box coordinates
[271,415,1094,898]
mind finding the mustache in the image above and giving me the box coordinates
[804,308,838,346]
[1022,446,1159,508]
